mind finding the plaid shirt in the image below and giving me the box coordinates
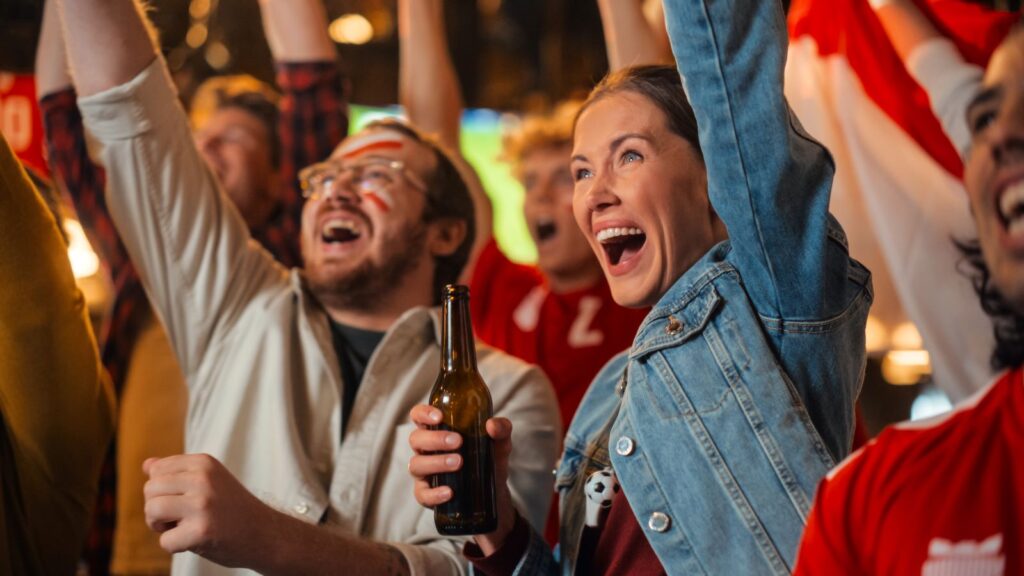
[40,60,348,575]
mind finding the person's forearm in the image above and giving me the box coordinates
[249,510,411,576]
[259,0,334,62]
[905,39,981,155]
[597,0,672,71]
[398,0,462,150]
[36,0,73,96]
[57,0,156,97]
[873,0,942,62]
[875,0,978,154]
[398,0,492,274]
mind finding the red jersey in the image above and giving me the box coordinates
[470,239,648,429]
[795,368,1024,576]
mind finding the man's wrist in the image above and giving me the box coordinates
[243,500,291,574]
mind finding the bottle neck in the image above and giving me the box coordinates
[441,291,477,373]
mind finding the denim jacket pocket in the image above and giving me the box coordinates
[631,283,722,360]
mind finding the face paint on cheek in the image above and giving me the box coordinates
[338,131,405,159]
[361,190,394,213]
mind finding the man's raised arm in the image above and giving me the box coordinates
[259,0,335,63]
[57,0,155,97]
[873,0,982,154]
[258,0,349,265]
[56,0,284,377]
[398,0,493,269]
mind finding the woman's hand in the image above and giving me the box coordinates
[407,405,518,555]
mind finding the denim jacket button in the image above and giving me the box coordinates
[615,436,635,456]
[666,315,683,335]
[648,511,671,532]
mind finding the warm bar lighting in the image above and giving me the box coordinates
[186,23,208,49]
[329,14,374,45]
[864,315,888,354]
[882,322,931,385]
[64,219,100,279]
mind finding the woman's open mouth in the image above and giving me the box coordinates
[596,226,647,271]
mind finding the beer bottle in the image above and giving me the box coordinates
[429,284,498,535]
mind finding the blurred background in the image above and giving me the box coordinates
[1,0,1022,433]
[4,0,1016,107]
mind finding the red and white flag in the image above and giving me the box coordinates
[785,0,1019,401]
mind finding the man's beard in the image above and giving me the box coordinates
[306,222,429,312]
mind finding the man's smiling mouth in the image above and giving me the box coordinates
[998,180,1024,237]
[321,218,362,244]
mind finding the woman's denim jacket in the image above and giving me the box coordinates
[505,0,873,574]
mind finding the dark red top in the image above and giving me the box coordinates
[579,489,666,576]
[466,489,665,575]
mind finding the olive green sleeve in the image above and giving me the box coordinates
[0,130,116,575]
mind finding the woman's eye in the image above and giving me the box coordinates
[621,150,643,165]
[574,167,593,181]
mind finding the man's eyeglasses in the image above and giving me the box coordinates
[298,157,428,201]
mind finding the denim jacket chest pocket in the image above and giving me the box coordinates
[628,281,743,418]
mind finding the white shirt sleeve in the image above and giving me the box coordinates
[905,38,984,156]
[77,58,287,385]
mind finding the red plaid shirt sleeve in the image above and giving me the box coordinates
[40,90,131,275]
[254,61,349,267]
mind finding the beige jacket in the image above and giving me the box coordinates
[78,59,561,576]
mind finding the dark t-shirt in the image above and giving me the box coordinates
[329,320,386,434]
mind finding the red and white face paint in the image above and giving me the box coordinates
[361,189,393,213]
[337,130,405,158]
[334,131,409,213]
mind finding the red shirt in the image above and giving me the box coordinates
[470,239,648,429]
[796,368,1024,576]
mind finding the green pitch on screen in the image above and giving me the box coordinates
[350,104,537,265]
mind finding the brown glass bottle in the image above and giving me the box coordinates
[429,284,498,535]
